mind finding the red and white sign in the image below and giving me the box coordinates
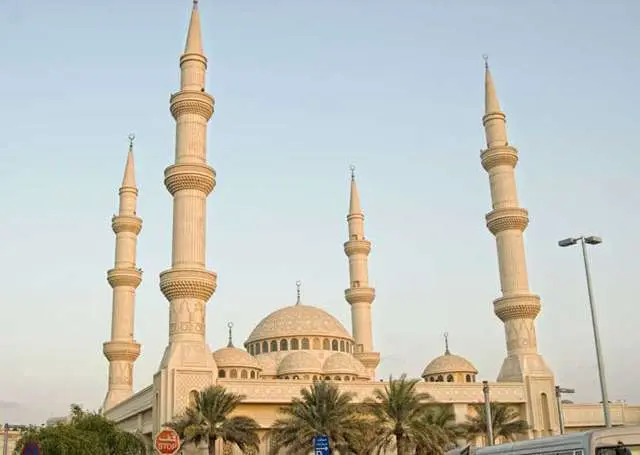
[155,428,180,455]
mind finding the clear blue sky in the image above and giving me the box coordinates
[1,0,639,424]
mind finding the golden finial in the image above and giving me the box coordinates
[128,133,135,151]
[296,280,302,305]
[482,54,489,70]
[349,164,356,181]
[444,332,450,355]
[227,322,234,347]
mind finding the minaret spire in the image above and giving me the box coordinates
[227,322,234,348]
[444,332,450,355]
[154,0,217,428]
[480,59,553,384]
[295,280,302,305]
[343,166,380,379]
[103,134,143,411]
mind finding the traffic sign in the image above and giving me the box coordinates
[22,442,41,455]
[154,427,180,455]
[313,435,329,455]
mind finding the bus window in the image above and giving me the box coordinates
[596,443,638,455]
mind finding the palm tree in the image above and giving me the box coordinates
[414,406,464,455]
[167,385,260,455]
[365,374,434,455]
[268,380,368,455]
[459,403,529,445]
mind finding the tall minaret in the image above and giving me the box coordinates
[154,0,217,427]
[343,165,380,379]
[103,134,142,411]
[480,58,553,383]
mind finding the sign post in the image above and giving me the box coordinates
[313,435,329,455]
[154,428,180,455]
[21,442,41,455]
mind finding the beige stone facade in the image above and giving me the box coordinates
[100,2,640,454]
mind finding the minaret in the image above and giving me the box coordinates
[103,134,143,411]
[480,57,553,383]
[154,0,217,427]
[343,165,380,379]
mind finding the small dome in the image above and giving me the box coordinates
[422,352,478,377]
[245,304,353,344]
[256,355,278,376]
[212,347,260,370]
[278,351,323,376]
[323,352,362,376]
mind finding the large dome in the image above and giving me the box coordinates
[245,304,353,344]
[422,352,478,377]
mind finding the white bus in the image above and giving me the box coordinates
[446,426,640,455]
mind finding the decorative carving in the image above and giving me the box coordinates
[107,268,142,288]
[111,214,143,235]
[111,362,133,386]
[343,239,371,256]
[504,319,538,353]
[480,145,518,170]
[170,91,214,120]
[180,52,208,68]
[169,300,206,335]
[344,287,375,305]
[164,163,216,195]
[103,341,141,362]
[493,294,541,322]
[175,372,215,415]
[482,111,506,126]
[485,207,529,234]
[160,269,217,302]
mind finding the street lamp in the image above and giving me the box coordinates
[555,386,575,435]
[558,234,611,428]
[482,381,494,446]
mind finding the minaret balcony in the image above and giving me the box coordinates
[353,351,380,369]
[164,163,216,195]
[103,340,141,362]
[480,145,519,170]
[159,268,217,302]
[170,90,214,120]
[111,215,142,235]
[345,286,375,305]
[485,207,529,234]
[343,239,371,256]
[482,110,506,126]
[493,294,541,322]
[107,268,142,288]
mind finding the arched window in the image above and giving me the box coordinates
[324,376,331,380]
[292,375,300,380]
[339,340,345,352]
[284,376,289,380]
[446,375,454,382]
[345,376,351,381]
[334,376,341,381]
[322,339,330,350]
[249,344,254,355]
[270,340,278,352]
[241,370,248,379]
[291,339,299,350]
[465,374,471,382]
[331,340,339,351]
[250,371,256,379]
[262,341,269,353]
[189,390,199,407]
[429,377,435,382]
[255,343,260,355]
[301,338,310,349]
[219,369,226,378]
[280,339,288,351]
[312,375,318,381]
[437,375,443,382]
[230,369,238,378]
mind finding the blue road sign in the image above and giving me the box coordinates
[313,435,329,455]
[22,442,41,455]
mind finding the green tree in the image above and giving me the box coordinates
[365,374,434,455]
[414,406,464,455]
[459,403,529,445]
[268,380,368,455]
[15,404,148,455]
[167,385,260,455]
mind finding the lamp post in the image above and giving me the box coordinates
[2,423,8,455]
[555,386,575,435]
[482,381,494,446]
[558,235,611,428]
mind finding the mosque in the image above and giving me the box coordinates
[99,1,640,453]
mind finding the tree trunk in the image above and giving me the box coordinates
[396,434,408,455]
[209,437,217,455]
